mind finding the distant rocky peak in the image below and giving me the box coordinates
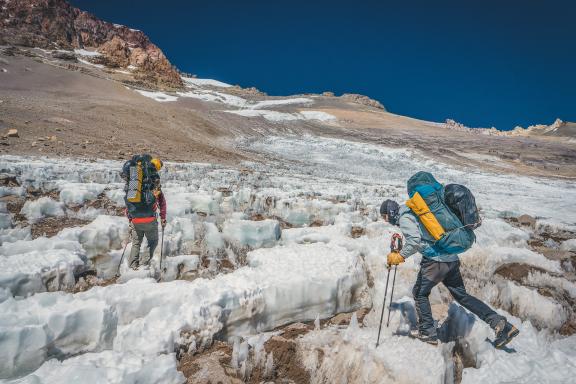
[0,0,182,88]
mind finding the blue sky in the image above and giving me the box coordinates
[70,0,575,130]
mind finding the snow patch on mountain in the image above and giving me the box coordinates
[134,81,315,113]
[182,76,232,88]
[77,58,105,69]
[175,89,247,107]
[134,90,178,102]
[73,49,102,57]
[225,109,335,122]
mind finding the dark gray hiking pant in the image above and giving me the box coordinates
[128,220,159,269]
[413,258,504,336]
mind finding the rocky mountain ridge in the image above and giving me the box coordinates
[443,118,576,139]
[0,0,182,88]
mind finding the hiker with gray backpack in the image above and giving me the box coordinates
[380,171,519,349]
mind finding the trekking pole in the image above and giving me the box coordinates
[376,265,391,348]
[116,224,134,277]
[386,265,398,327]
[385,233,403,327]
[376,233,404,347]
[159,226,165,274]
[116,240,129,277]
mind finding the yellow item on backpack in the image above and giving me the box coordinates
[127,161,143,203]
[406,192,445,240]
[151,158,163,171]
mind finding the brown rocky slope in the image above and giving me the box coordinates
[0,0,182,88]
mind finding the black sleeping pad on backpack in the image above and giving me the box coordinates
[444,184,481,229]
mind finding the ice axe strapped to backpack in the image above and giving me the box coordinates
[405,172,480,256]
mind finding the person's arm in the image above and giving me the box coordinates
[399,214,429,258]
[158,192,167,222]
[399,213,439,259]
[398,213,422,259]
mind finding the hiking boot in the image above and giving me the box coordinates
[409,330,439,345]
[494,320,519,349]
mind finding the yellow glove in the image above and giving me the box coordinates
[387,251,405,266]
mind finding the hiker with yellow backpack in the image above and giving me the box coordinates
[381,171,519,349]
[121,155,167,270]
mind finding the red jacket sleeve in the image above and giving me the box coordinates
[158,192,167,220]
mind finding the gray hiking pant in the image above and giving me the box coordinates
[128,220,159,269]
[413,258,505,336]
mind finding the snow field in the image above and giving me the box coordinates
[0,292,116,378]
[0,214,10,230]
[20,197,65,223]
[222,219,281,248]
[0,186,25,198]
[496,281,568,329]
[243,136,576,381]
[299,325,447,384]
[0,242,367,381]
[560,238,576,251]
[12,351,184,384]
[0,248,82,297]
[1,133,575,382]
[161,254,200,282]
[462,219,562,277]
[57,182,107,205]
[460,319,576,383]
[0,216,128,296]
[292,269,576,384]
[245,136,576,225]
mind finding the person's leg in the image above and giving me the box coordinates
[413,259,442,336]
[128,225,145,269]
[140,220,159,266]
[412,268,424,328]
[442,261,504,328]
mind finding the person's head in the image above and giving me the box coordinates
[151,158,163,171]
[380,199,400,226]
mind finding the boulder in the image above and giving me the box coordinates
[341,93,386,110]
[97,36,131,68]
[517,214,536,228]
